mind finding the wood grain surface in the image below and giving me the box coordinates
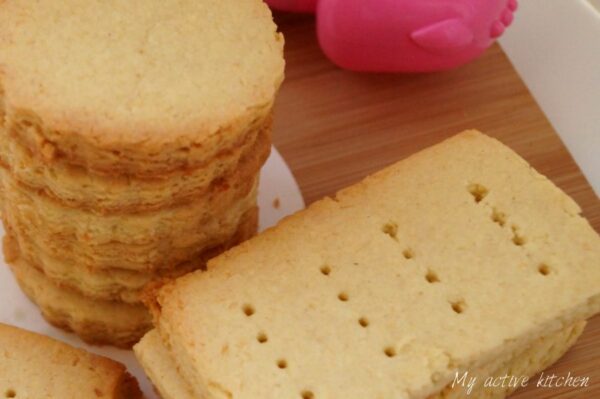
[271,13,600,399]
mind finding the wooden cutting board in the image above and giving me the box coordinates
[271,13,600,399]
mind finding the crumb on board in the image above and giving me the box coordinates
[272,198,280,209]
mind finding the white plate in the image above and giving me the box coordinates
[0,147,305,398]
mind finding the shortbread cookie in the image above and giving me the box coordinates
[2,168,259,271]
[6,207,257,304]
[0,127,266,271]
[0,119,269,212]
[0,323,143,399]
[0,132,270,270]
[0,0,284,176]
[139,131,600,399]
[4,236,152,348]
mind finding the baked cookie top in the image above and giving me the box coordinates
[0,323,143,398]
[0,0,284,174]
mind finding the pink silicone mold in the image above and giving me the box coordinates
[265,0,517,72]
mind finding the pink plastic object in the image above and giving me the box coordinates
[266,0,317,13]
[315,0,517,72]
[267,0,517,72]
[264,0,517,72]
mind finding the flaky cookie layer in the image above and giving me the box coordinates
[0,118,270,212]
[3,237,152,348]
[0,0,284,175]
[0,125,268,271]
[5,207,257,304]
[3,179,258,272]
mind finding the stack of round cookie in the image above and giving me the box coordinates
[0,0,284,347]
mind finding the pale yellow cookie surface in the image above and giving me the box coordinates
[0,323,143,398]
[0,0,283,174]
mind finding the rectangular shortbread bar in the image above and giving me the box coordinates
[135,131,600,399]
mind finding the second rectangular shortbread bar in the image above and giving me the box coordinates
[136,131,600,399]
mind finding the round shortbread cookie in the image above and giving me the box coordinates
[6,206,258,304]
[0,118,270,212]
[3,236,151,348]
[0,130,268,271]
[2,177,259,272]
[0,0,284,175]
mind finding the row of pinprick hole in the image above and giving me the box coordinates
[381,222,464,316]
[322,257,462,362]
[322,266,385,365]
[469,183,553,277]
[242,304,314,398]
[321,265,369,328]
[382,223,415,260]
